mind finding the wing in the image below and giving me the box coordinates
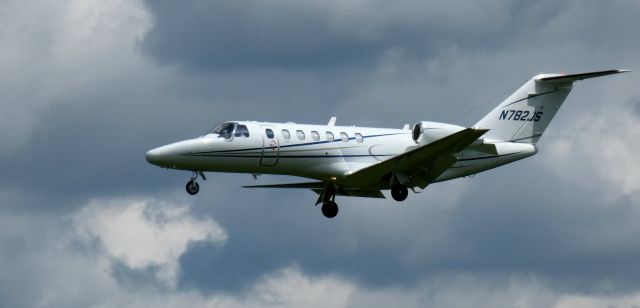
[243,182,326,189]
[243,182,384,198]
[312,188,385,199]
[341,128,489,189]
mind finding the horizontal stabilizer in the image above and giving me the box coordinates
[538,69,630,83]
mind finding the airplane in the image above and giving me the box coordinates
[146,69,629,218]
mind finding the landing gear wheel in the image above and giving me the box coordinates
[391,184,408,202]
[186,180,200,195]
[321,201,339,218]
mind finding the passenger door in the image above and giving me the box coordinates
[260,126,279,166]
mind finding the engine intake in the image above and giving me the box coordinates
[411,122,422,143]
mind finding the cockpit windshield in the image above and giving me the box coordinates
[207,122,236,139]
[206,122,250,139]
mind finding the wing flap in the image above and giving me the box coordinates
[411,154,458,189]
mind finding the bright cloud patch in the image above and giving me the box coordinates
[545,102,640,200]
[3,197,640,307]
[73,198,227,286]
[0,0,151,156]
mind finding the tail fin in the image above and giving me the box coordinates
[473,69,630,143]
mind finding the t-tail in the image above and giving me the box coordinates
[474,69,630,143]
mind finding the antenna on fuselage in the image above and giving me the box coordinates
[327,116,337,127]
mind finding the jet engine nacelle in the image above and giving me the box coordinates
[410,121,470,145]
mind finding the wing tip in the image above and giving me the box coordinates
[469,127,490,135]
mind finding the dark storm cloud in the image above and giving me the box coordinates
[142,0,383,69]
[176,158,640,295]
[445,165,640,294]
[140,0,563,71]
[2,0,640,306]
[3,0,633,211]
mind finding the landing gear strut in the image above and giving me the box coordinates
[185,171,204,195]
[391,184,408,202]
[320,186,339,218]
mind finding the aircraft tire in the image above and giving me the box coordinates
[391,184,408,202]
[321,201,339,218]
[186,180,200,195]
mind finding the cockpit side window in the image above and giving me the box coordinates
[234,124,250,137]
[209,122,237,139]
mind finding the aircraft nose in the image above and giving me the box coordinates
[146,145,175,167]
[146,139,198,168]
[145,147,163,165]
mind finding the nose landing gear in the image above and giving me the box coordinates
[185,171,206,195]
[186,180,200,195]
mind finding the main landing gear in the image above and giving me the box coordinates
[318,184,408,218]
[320,186,339,218]
[321,201,338,218]
[186,171,206,195]
[391,184,408,202]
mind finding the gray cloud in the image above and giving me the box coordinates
[1,0,640,306]
[633,98,640,117]
[175,160,640,295]
[140,0,566,71]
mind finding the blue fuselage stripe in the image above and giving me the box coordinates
[183,154,395,159]
[190,133,404,155]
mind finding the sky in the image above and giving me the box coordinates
[1,0,640,307]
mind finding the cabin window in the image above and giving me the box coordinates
[265,128,274,139]
[311,131,320,141]
[234,124,250,137]
[326,132,334,141]
[355,133,363,143]
[282,129,290,139]
[340,132,349,142]
[296,130,305,140]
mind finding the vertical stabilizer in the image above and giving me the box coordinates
[473,69,629,143]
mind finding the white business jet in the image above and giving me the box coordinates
[146,69,628,218]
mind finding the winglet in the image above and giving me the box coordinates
[328,116,337,127]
